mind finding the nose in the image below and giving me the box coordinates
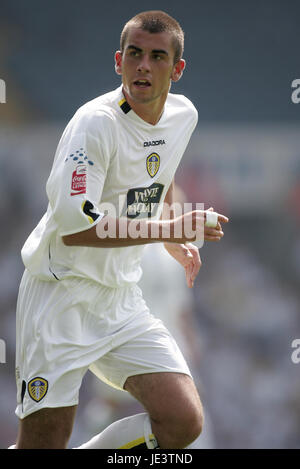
[137,54,151,73]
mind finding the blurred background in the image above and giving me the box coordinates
[0,0,299,449]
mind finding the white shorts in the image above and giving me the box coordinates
[15,270,191,419]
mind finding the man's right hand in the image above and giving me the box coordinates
[171,209,229,244]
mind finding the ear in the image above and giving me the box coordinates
[115,51,123,75]
[171,59,186,82]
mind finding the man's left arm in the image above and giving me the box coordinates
[162,180,202,289]
[162,180,228,288]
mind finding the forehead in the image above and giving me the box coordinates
[124,26,175,55]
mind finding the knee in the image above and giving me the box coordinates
[175,404,204,446]
[153,401,204,449]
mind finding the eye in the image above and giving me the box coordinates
[153,54,162,61]
[129,50,140,57]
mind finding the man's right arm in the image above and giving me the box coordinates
[62,216,179,248]
[62,210,229,248]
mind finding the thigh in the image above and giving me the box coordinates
[124,372,203,449]
[124,372,202,422]
[17,405,77,449]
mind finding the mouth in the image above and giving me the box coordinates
[133,79,151,88]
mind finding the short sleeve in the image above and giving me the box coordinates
[46,109,115,236]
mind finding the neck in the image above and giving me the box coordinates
[122,88,168,125]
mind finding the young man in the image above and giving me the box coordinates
[13,11,229,449]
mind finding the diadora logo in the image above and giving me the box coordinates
[143,140,166,147]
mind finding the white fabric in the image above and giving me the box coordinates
[21,86,198,288]
[76,413,158,449]
[15,269,191,419]
[139,244,194,361]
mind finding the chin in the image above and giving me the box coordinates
[129,89,162,105]
[129,94,154,105]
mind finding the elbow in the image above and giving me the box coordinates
[61,226,98,247]
[62,235,74,246]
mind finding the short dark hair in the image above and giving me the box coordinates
[120,11,184,64]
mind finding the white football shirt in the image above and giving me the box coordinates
[21,86,198,287]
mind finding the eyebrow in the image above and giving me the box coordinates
[127,45,169,56]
